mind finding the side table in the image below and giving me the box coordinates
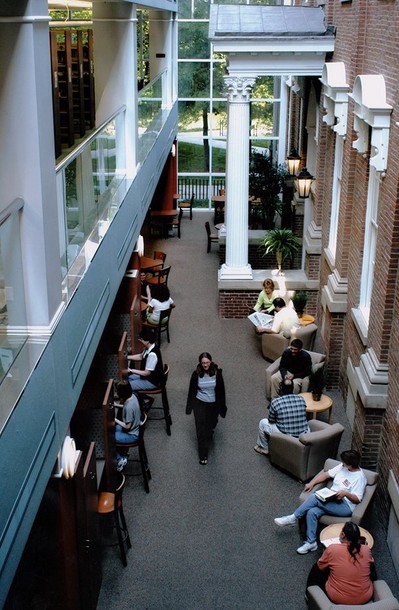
[301,392,333,424]
[320,523,374,549]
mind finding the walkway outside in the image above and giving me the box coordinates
[97,212,399,610]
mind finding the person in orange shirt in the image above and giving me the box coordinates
[306,521,376,605]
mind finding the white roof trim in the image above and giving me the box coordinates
[320,62,349,136]
[348,75,392,172]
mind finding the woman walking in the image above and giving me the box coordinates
[186,352,227,465]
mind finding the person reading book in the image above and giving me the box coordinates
[273,449,367,555]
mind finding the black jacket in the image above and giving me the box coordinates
[186,367,227,417]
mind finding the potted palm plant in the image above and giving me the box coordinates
[292,290,308,318]
[309,365,327,402]
[260,228,301,274]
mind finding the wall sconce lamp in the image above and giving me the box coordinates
[296,167,314,198]
[286,149,301,176]
[171,143,176,157]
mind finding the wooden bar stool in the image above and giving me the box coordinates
[115,414,151,493]
[137,364,172,436]
[98,473,131,567]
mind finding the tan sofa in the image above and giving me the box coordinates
[307,580,399,610]
[265,350,326,401]
[260,322,318,361]
[299,458,379,526]
[269,420,344,482]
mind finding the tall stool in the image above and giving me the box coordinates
[137,364,172,436]
[98,473,131,567]
[116,414,151,493]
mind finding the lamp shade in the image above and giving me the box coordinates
[296,167,313,198]
[286,149,301,176]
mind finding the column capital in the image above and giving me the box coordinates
[224,76,256,102]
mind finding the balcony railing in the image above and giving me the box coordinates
[137,70,169,164]
[56,107,127,302]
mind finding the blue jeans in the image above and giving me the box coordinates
[294,493,352,544]
[115,424,139,460]
[128,373,158,394]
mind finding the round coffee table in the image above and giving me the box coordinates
[301,392,333,424]
[320,523,374,549]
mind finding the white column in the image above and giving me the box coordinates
[220,76,255,280]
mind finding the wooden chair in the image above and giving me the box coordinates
[137,364,172,436]
[115,414,151,493]
[179,193,194,219]
[142,307,172,345]
[147,265,171,287]
[205,221,218,253]
[97,473,132,566]
[153,251,166,267]
[168,207,183,238]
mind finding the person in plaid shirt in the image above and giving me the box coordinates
[254,378,309,456]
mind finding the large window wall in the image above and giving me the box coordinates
[177,0,280,207]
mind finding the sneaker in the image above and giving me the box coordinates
[296,541,318,554]
[254,444,269,456]
[117,457,128,472]
[274,514,297,527]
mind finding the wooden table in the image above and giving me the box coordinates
[320,523,374,549]
[140,256,163,271]
[301,392,333,424]
[150,209,177,238]
[299,314,315,326]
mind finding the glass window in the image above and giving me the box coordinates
[178,0,209,19]
[211,144,226,172]
[250,101,276,138]
[212,61,227,97]
[178,139,210,173]
[209,101,227,136]
[178,22,210,59]
[252,76,275,99]
[178,100,211,135]
[178,62,210,98]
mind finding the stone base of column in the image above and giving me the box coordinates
[219,263,253,280]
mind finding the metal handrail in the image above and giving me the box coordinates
[55,105,126,173]
[0,197,24,228]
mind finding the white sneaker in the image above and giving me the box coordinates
[274,514,297,527]
[117,457,128,472]
[296,541,318,554]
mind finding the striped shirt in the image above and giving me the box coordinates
[268,394,310,436]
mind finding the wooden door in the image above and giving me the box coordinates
[74,442,102,610]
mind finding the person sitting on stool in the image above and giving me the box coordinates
[270,338,312,399]
[127,328,164,396]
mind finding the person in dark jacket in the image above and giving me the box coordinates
[270,338,312,398]
[186,352,227,465]
[127,327,164,394]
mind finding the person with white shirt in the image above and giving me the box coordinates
[256,297,300,336]
[274,450,367,555]
[144,284,175,325]
[127,328,164,394]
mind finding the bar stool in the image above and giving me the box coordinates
[98,473,131,567]
[115,414,151,493]
[137,364,172,436]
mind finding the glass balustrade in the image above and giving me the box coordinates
[137,70,169,164]
[56,107,127,302]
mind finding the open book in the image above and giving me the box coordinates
[315,487,339,502]
[247,311,273,329]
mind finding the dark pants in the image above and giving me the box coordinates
[192,398,219,459]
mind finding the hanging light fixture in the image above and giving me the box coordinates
[286,148,301,176]
[296,167,314,198]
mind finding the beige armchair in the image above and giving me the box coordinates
[307,580,399,610]
[299,458,379,526]
[260,322,318,361]
[265,350,326,401]
[269,420,344,482]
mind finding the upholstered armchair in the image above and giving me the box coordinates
[265,350,326,401]
[268,420,345,482]
[299,458,379,526]
[307,580,399,610]
[260,322,318,361]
